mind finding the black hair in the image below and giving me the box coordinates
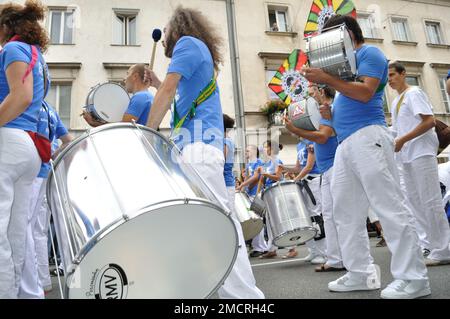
[223,114,235,130]
[323,14,364,44]
[264,140,283,155]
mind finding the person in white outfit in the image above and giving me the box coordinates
[388,61,450,266]
[303,15,430,299]
[19,102,73,299]
[0,1,49,299]
[238,145,269,257]
[145,7,264,299]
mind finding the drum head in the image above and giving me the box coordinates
[274,228,317,248]
[65,202,238,299]
[241,219,264,241]
[91,83,130,123]
[343,27,357,76]
[306,98,321,131]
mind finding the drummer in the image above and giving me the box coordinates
[238,145,269,258]
[284,86,344,272]
[223,114,237,219]
[302,15,429,298]
[257,140,296,259]
[83,64,154,126]
[144,7,264,299]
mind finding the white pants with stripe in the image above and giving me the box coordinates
[331,125,428,281]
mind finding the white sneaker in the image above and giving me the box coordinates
[381,280,431,299]
[328,273,380,292]
[311,256,327,265]
[302,253,315,262]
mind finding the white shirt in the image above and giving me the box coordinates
[391,86,439,163]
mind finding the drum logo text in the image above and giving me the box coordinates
[94,264,129,299]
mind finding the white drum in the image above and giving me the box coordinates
[288,97,321,131]
[47,123,238,299]
[85,82,130,123]
[234,192,264,241]
[306,24,357,81]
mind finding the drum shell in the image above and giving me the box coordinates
[307,25,357,80]
[47,123,238,299]
[262,181,316,247]
[234,192,264,241]
[288,98,321,131]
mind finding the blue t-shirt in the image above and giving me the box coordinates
[37,102,68,178]
[332,45,388,143]
[126,90,153,125]
[299,140,321,174]
[167,36,223,151]
[0,41,47,132]
[223,138,235,187]
[315,118,338,173]
[246,158,264,196]
[447,70,450,80]
[264,157,283,188]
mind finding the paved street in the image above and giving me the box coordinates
[46,238,450,299]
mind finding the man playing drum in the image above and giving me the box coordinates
[144,7,264,299]
[83,64,154,127]
[302,15,429,299]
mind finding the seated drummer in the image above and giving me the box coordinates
[83,64,154,126]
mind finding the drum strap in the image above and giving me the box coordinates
[376,81,387,94]
[173,75,217,133]
[395,88,411,117]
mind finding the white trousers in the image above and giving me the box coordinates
[251,229,268,253]
[0,128,41,299]
[303,177,327,258]
[181,143,264,299]
[331,125,428,281]
[320,168,343,268]
[19,178,51,299]
[401,155,450,261]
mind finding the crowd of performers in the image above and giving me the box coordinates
[1,0,450,299]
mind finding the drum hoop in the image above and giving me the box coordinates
[62,198,239,299]
[261,180,300,199]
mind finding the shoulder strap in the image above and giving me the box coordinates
[395,88,411,116]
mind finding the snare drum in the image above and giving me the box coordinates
[85,82,130,123]
[47,123,238,299]
[262,181,316,247]
[306,25,357,81]
[288,97,321,131]
[234,192,264,241]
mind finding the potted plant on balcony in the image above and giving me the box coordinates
[261,99,288,126]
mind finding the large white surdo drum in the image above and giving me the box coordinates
[262,181,317,247]
[306,24,357,81]
[85,83,130,123]
[47,123,238,299]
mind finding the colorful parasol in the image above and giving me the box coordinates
[268,49,310,105]
[304,0,357,37]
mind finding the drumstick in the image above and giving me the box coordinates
[256,175,266,196]
[150,29,162,70]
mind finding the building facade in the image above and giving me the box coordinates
[4,0,450,165]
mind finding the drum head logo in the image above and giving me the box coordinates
[291,102,306,120]
[282,70,309,103]
[94,264,128,299]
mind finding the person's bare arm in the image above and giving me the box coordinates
[146,73,181,130]
[122,113,139,123]
[395,115,436,152]
[302,67,381,103]
[82,111,103,127]
[0,62,33,127]
[285,117,334,144]
[295,149,316,181]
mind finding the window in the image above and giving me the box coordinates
[46,84,72,128]
[439,75,450,113]
[268,6,289,32]
[425,21,444,45]
[358,14,377,39]
[391,17,411,42]
[406,75,420,87]
[48,9,74,44]
[113,10,138,45]
[266,70,281,100]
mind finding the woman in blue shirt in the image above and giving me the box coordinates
[0,1,49,299]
